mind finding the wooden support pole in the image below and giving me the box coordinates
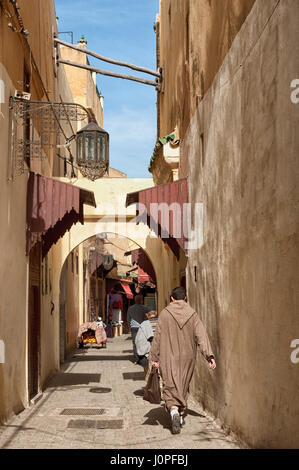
[54,37,161,79]
[58,58,159,88]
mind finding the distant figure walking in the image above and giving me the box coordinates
[149,287,216,434]
[110,288,122,324]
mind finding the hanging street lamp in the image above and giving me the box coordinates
[76,120,109,181]
[9,96,110,181]
[8,34,163,181]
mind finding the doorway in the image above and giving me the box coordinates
[28,244,41,400]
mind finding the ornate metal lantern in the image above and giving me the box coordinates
[76,121,109,181]
[9,97,110,181]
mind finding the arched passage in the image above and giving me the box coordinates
[58,231,158,362]
[47,177,186,376]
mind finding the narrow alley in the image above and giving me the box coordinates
[1,0,299,451]
[0,336,239,450]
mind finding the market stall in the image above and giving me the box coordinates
[77,322,107,348]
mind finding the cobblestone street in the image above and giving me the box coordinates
[0,335,240,449]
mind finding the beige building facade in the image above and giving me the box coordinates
[0,0,105,421]
[0,0,71,423]
[0,0,181,425]
[59,38,104,128]
[151,0,256,184]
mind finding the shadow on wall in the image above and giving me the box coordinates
[144,233,187,313]
[0,366,4,423]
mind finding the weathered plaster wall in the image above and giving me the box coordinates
[0,66,28,423]
[0,0,79,421]
[154,0,255,184]
[0,0,59,423]
[186,0,299,448]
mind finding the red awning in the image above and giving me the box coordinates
[137,266,151,283]
[120,282,134,299]
[26,172,96,258]
[126,179,188,258]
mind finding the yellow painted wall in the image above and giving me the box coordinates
[60,43,104,128]
[0,0,61,423]
[0,63,28,422]
[0,0,85,422]
[156,0,299,448]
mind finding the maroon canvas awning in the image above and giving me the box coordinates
[126,179,188,258]
[131,248,156,283]
[120,282,134,299]
[26,172,96,258]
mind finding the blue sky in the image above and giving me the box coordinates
[55,0,159,178]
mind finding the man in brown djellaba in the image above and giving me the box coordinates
[149,286,216,434]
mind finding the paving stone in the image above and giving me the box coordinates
[0,334,240,449]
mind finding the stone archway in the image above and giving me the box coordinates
[51,178,179,313]
[49,178,185,372]
[58,230,158,358]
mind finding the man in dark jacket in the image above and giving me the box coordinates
[149,286,216,434]
[127,295,152,364]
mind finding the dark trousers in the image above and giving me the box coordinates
[131,327,139,362]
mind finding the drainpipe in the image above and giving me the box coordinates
[154,15,161,140]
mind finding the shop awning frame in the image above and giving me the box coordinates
[120,282,134,299]
[131,248,156,283]
[126,178,188,259]
[26,172,96,258]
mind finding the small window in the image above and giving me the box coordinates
[45,255,48,295]
[194,266,197,282]
[200,133,205,167]
[41,261,45,296]
[49,268,52,293]
[201,71,205,98]
[186,10,190,61]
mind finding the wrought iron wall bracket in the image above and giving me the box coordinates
[8,96,92,179]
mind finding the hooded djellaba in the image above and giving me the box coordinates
[148,286,216,432]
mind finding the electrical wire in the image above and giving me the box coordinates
[4,0,80,155]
